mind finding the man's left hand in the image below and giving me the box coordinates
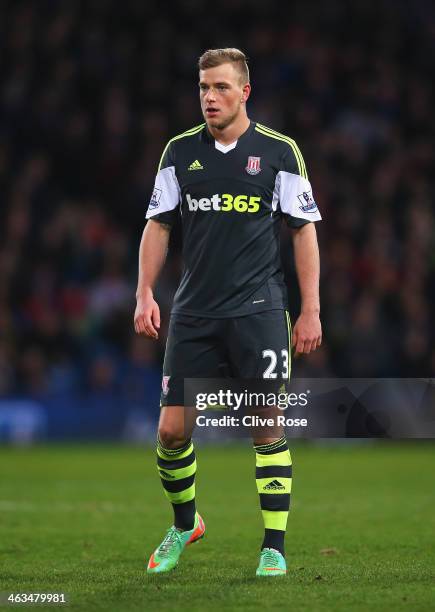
[292,311,322,357]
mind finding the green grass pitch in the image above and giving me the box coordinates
[0,442,434,611]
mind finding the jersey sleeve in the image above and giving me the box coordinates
[273,143,322,228]
[145,142,181,225]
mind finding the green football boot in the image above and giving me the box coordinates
[146,512,205,574]
[256,547,287,576]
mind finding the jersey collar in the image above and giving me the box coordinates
[202,120,255,149]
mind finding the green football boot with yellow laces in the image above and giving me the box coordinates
[256,547,287,576]
[147,512,205,574]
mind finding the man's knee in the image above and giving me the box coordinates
[158,425,189,450]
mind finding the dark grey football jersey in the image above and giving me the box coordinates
[146,121,321,318]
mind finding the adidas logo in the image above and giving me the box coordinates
[263,479,285,491]
[188,159,204,171]
[158,469,175,479]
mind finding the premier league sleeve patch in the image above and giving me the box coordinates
[276,172,322,222]
[149,187,162,209]
[297,190,318,213]
[146,166,181,220]
[162,375,170,396]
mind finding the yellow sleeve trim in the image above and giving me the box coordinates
[255,123,307,179]
[158,123,206,171]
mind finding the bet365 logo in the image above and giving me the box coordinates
[186,193,260,213]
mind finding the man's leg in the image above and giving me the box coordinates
[147,405,205,574]
[147,314,224,573]
[157,405,197,531]
[253,435,292,555]
[226,310,292,575]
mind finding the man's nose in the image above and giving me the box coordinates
[204,87,216,103]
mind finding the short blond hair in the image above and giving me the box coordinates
[198,48,249,84]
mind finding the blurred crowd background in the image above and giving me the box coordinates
[0,0,434,439]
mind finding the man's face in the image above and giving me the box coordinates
[199,63,249,130]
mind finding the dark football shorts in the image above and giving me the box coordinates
[160,309,292,406]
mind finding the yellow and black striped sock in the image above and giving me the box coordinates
[156,437,196,531]
[254,436,292,555]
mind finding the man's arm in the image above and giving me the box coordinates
[134,219,171,340]
[291,222,322,356]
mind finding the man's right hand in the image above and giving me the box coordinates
[134,289,161,340]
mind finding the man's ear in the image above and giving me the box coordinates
[241,83,251,103]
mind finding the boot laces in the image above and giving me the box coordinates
[158,527,183,558]
[262,548,280,567]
